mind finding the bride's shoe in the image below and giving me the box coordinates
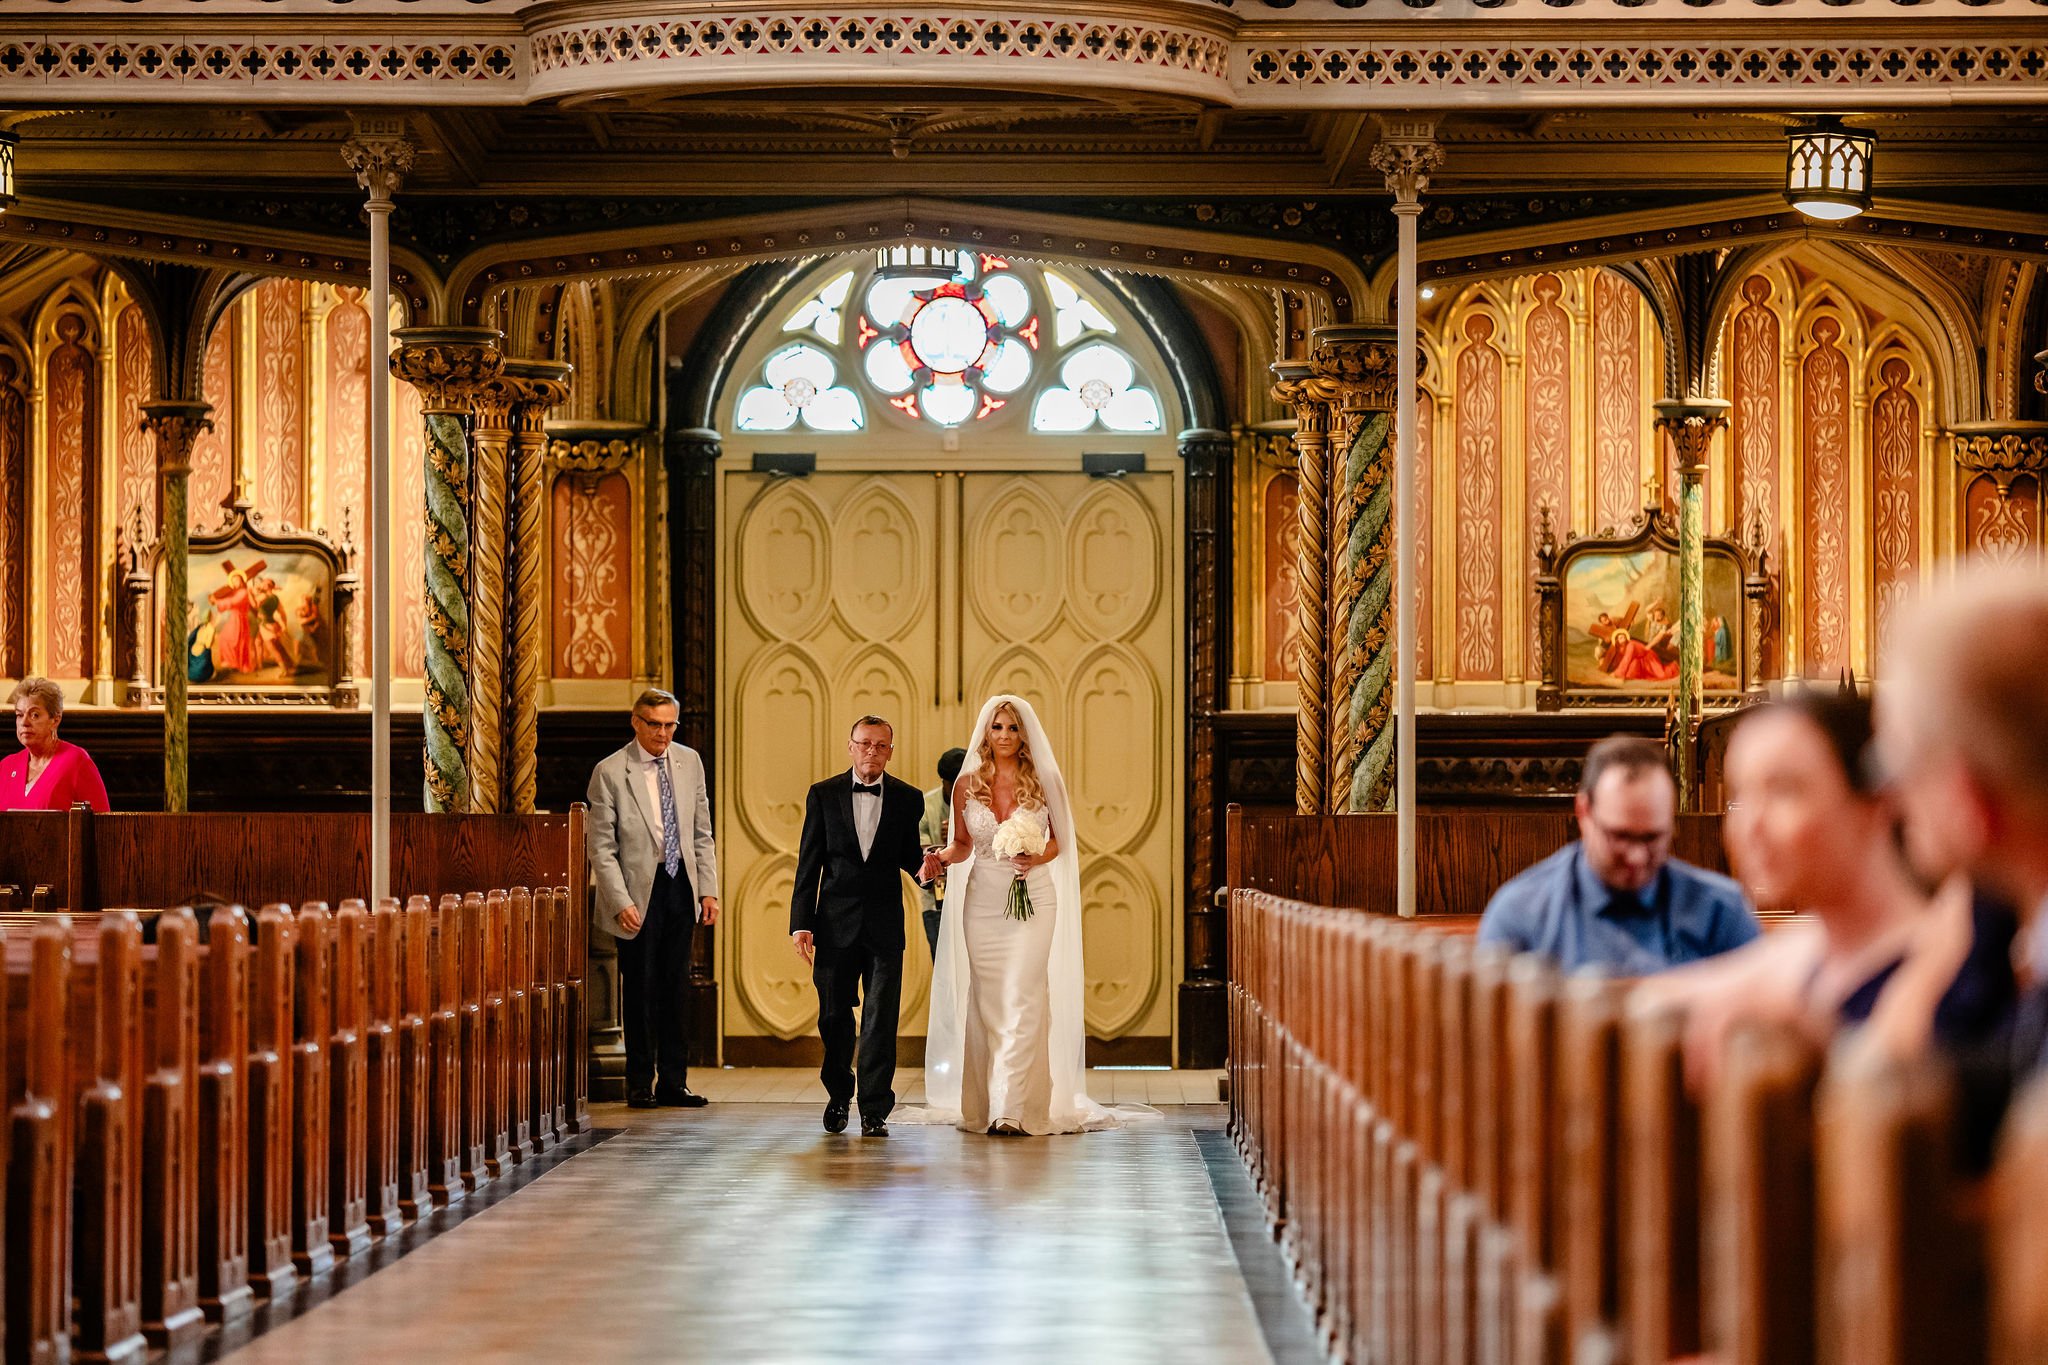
[989,1120,1028,1138]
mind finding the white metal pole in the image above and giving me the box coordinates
[1395,201,1419,919]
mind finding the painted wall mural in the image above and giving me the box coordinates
[550,470,632,679]
[43,317,93,680]
[1801,313,1853,678]
[114,302,156,540]
[1523,273,1571,668]
[253,277,306,528]
[324,292,371,677]
[1454,312,1503,681]
[190,315,235,529]
[0,354,23,677]
[1869,355,1921,663]
[1261,468,1300,684]
[1593,268,1644,533]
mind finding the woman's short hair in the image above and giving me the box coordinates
[1746,691,1879,796]
[7,676,64,719]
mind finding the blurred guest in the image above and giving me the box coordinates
[1634,694,2014,1087]
[1,677,110,812]
[1873,562,2048,1166]
[1479,734,1756,972]
[918,746,968,957]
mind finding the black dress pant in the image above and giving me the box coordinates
[813,933,902,1121]
[616,865,694,1096]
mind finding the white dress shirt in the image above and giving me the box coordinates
[851,768,882,859]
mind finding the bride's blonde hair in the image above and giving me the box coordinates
[959,701,1046,811]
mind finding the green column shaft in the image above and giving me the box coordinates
[161,470,189,812]
[423,409,471,813]
[1344,411,1398,812]
[1676,469,1705,809]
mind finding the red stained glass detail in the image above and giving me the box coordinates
[979,254,1011,273]
[975,395,1006,421]
[856,315,879,347]
[1018,317,1042,350]
[931,281,969,301]
[889,394,921,420]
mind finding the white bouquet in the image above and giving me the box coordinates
[990,810,1050,921]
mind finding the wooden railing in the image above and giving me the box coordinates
[1,887,591,1362]
[1228,874,2040,1363]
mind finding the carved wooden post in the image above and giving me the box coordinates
[389,327,503,813]
[504,361,573,814]
[1311,324,1402,813]
[1654,399,1731,812]
[1271,363,1336,815]
[140,400,214,812]
[1178,426,1231,1068]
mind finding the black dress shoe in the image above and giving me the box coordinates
[626,1090,657,1110]
[823,1100,850,1134]
[860,1116,889,1138]
[655,1086,708,1108]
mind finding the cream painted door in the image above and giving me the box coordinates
[717,467,1180,1056]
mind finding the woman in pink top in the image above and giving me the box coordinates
[2,676,111,812]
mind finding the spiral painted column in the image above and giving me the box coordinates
[390,327,503,814]
[141,400,214,813]
[503,361,573,814]
[1271,362,1337,816]
[1653,399,1730,813]
[1313,325,1402,813]
[468,381,516,814]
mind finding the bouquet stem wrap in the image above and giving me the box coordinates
[990,809,1050,922]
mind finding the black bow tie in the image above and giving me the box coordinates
[852,781,882,796]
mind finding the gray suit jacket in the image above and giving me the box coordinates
[585,739,719,940]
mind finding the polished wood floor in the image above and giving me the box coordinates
[220,1071,1271,1363]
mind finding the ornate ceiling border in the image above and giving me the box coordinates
[0,11,2043,107]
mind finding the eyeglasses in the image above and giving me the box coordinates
[850,739,894,751]
[633,715,678,732]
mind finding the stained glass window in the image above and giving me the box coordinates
[733,254,1163,436]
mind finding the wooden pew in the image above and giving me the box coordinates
[395,895,434,1219]
[140,907,204,1348]
[1557,973,1626,1365]
[1620,997,1701,1365]
[196,905,253,1325]
[327,901,372,1259]
[290,903,335,1279]
[427,894,465,1209]
[74,912,147,1364]
[362,899,403,1238]
[1991,1071,2048,1365]
[457,891,489,1193]
[528,886,557,1155]
[482,890,512,1179]
[245,904,298,1299]
[506,887,533,1164]
[563,882,589,1135]
[4,916,72,1365]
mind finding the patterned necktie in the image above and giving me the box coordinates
[657,759,682,879]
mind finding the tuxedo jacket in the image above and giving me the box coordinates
[790,770,925,952]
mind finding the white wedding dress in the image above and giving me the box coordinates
[895,694,1139,1136]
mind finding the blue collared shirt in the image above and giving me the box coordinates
[1476,842,1758,974]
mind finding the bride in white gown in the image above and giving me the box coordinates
[899,695,1124,1136]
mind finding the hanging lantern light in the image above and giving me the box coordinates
[0,130,17,213]
[1784,117,1876,221]
[874,242,962,287]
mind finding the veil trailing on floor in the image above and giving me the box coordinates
[906,693,1129,1133]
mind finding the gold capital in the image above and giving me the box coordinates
[390,326,504,414]
[1653,398,1732,477]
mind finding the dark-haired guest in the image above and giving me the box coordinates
[1478,734,1757,973]
[1635,694,2015,1088]
[2,676,111,812]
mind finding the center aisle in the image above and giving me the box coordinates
[221,1084,1275,1364]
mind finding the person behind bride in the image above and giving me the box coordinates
[912,694,1127,1137]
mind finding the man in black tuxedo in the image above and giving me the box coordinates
[791,715,940,1137]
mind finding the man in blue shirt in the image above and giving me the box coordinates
[1478,735,1758,973]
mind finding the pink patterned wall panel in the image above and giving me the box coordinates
[325,297,371,676]
[551,472,632,679]
[395,377,426,679]
[1732,277,1781,559]
[1416,389,1434,680]
[1262,470,1301,683]
[254,278,305,526]
[189,317,235,529]
[1869,356,1920,664]
[1454,314,1502,680]
[0,356,24,676]
[1592,270,1643,532]
[1964,473,2040,568]
[1801,315,1853,677]
[43,328,93,678]
[114,303,157,538]
[1523,274,1571,666]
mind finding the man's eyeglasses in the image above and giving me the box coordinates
[633,715,678,732]
[1588,817,1670,851]
[851,739,894,752]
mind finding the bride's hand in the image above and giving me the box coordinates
[1009,855,1037,876]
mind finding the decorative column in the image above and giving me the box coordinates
[342,118,414,900]
[1270,363,1337,815]
[1950,422,2048,567]
[1653,398,1731,811]
[503,360,572,815]
[390,326,503,813]
[665,425,721,1072]
[1311,325,1401,813]
[140,400,214,813]
[1177,425,1232,1069]
[1371,119,1443,917]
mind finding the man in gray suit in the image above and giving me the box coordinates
[587,688,720,1110]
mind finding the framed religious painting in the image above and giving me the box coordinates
[1533,505,1771,711]
[122,491,359,708]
